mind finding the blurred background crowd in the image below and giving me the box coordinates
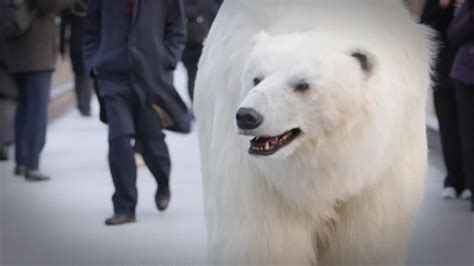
[0,0,472,226]
[0,0,222,225]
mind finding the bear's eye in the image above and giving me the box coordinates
[295,82,310,92]
[253,77,262,86]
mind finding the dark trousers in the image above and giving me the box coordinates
[70,36,92,115]
[454,82,474,194]
[73,71,92,115]
[100,79,171,215]
[435,81,474,194]
[0,98,16,147]
[182,45,202,101]
[13,71,52,170]
[0,67,17,148]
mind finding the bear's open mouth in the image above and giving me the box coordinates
[249,128,301,156]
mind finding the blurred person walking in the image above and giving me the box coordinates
[182,0,222,101]
[420,0,464,199]
[60,0,92,117]
[0,39,16,161]
[448,0,474,211]
[83,0,191,226]
[2,0,77,181]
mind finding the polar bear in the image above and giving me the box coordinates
[194,0,434,265]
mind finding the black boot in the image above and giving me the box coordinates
[155,185,171,211]
[105,213,136,226]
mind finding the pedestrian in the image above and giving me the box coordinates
[2,0,78,181]
[448,0,474,211]
[182,0,222,101]
[420,0,466,200]
[0,40,17,161]
[59,0,92,117]
[83,0,192,225]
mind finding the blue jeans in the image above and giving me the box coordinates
[13,71,52,171]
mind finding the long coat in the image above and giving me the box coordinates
[4,0,77,73]
[448,2,474,85]
[59,7,87,75]
[83,0,192,133]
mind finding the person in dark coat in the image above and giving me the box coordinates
[83,0,190,225]
[420,0,464,199]
[182,0,222,101]
[59,0,92,117]
[3,0,77,181]
[448,0,474,211]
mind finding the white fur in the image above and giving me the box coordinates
[194,1,434,265]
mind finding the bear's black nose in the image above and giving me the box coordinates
[236,108,263,130]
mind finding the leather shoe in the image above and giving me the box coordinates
[155,185,171,211]
[25,170,50,181]
[105,213,136,226]
[14,165,26,176]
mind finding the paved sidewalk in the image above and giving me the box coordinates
[0,65,473,265]
[407,131,473,266]
[1,65,208,265]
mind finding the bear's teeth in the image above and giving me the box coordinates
[265,142,270,150]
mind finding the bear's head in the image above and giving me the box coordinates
[236,31,377,159]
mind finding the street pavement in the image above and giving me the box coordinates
[407,130,473,266]
[1,65,473,265]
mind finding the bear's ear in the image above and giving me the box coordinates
[350,50,375,77]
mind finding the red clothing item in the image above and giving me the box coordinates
[127,0,134,17]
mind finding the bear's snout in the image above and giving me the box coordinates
[236,108,263,130]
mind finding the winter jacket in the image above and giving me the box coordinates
[83,0,192,133]
[3,0,78,73]
[449,2,474,85]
